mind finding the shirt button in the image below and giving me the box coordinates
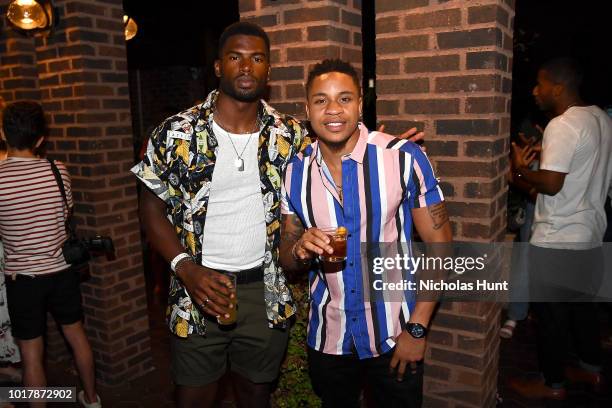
[351,289,355,294]
[349,262,354,266]
[352,318,356,322]
[348,234,352,238]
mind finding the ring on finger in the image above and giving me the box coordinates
[200,297,210,309]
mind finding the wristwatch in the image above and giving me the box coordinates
[406,323,428,339]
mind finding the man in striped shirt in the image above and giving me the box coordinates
[280,60,452,407]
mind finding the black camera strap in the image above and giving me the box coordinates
[47,159,74,235]
[48,160,93,271]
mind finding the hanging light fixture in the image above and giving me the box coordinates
[6,0,56,34]
[123,15,137,41]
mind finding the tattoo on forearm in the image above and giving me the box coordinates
[282,215,305,244]
[428,203,449,230]
[285,231,301,243]
[290,214,304,229]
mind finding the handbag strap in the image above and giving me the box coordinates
[47,159,73,234]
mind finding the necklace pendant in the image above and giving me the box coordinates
[235,157,244,171]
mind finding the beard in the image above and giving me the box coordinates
[219,75,267,103]
[535,97,554,113]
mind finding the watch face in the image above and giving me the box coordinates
[409,324,425,338]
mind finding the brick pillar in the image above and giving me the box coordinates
[240,0,362,118]
[376,1,514,406]
[1,0,152,385]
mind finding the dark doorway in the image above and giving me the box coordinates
[361,0,376,130]
[123,0,239,156]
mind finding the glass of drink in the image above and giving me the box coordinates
[217,272,237,325]
[319,226,348,263]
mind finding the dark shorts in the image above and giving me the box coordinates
[170,279,289,386]
[5,268,83,340]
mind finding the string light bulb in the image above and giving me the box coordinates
[6,0,55,33]
[123,15,138,41]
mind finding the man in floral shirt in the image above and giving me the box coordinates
[132,22,309,407]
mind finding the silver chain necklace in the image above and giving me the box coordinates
[214,112,260,172]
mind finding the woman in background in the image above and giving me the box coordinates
[0,139,21,408]
[0,102,100,408]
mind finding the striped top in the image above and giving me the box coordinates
[281,124,444,359]
[0,157,72,276]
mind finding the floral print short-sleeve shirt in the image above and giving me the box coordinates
[131,90,308,337]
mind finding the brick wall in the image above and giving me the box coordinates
[376,0,512,243]
[0,3,40,102]
[376,0,514,406]
[0,0,152,385]
[240,0,362,119]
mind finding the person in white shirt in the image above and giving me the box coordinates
[508,58,612,400]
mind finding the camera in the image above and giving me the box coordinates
[85,235,115,254]
[63,235,115,266]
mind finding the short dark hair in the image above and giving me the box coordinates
[306,59,361,95]
[1,101,47,150]
[541,57,583,93]
[218,22,270,57]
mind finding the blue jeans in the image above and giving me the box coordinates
[507,201,534,321]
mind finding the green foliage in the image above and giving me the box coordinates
[272,281,321,408]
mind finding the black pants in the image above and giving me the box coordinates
[307,347,423,408]
[531,302,602,385]
[529,245,603,385]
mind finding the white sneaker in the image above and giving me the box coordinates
[499,319,517,339]
[78,390,101,408]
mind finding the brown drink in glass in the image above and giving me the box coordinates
[319,226,348,262]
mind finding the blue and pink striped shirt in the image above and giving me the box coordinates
[281,124,444,358]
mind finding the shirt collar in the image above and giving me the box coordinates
[349,123,369,164]
[309,122,369,168]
